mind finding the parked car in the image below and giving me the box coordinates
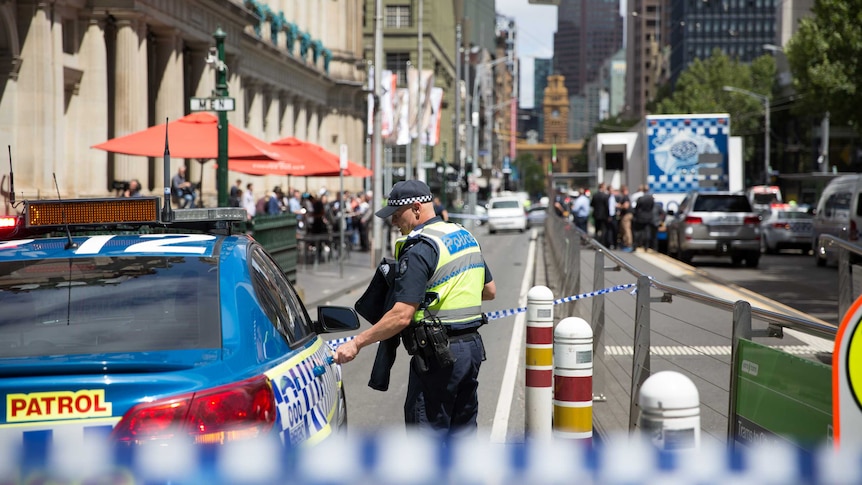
[746,185,783,214]
[666,191,762,267]
[0,197,360,449]
[811,174,862,266]
[760,205,813,254]
[486,195,527,234]
[526,203,549,229]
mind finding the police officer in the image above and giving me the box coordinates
[334,180,496,434]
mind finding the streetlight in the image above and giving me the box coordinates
[464,54,511,230]
[763,44,792,87]
[724,85,770,185]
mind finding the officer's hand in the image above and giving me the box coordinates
[334,340,359,364]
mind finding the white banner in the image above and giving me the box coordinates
[407,67,434,139]
[393,88,411,146]
[366,66,374,136]
[366,68,397,137]
[420,87,444,146]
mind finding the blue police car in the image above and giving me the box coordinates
[0,197,359,449]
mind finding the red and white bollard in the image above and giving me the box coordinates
[525,285,554,440]
[553,317,593,443]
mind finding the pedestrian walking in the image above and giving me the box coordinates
[572,189,591,232]
[591,183,611,246]
[618,185,633,251]
[334,180,496,435]
[633,186,657,251]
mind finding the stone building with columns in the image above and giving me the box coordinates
[0,0,368,206]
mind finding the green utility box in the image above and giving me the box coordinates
[250,213,298,284]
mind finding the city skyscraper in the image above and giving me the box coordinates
[553,0,623,99]
[669,0,777,86]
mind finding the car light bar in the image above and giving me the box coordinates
[25,197,160,227]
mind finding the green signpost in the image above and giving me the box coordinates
[732,339,832,450]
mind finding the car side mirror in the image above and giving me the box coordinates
[314,306,361,334]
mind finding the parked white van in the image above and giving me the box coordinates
[811,174,862,266]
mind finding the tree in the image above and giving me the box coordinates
[785,0,862,130]
[654,49,775,166]
[513,153,545,197]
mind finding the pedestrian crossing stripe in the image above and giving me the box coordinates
[603,345,821,356]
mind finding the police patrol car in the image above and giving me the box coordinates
[0,196,359,450]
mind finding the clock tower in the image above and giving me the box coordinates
[543,75,569,145]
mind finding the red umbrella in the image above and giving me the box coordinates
[92,113,281,160]
[225,157,329,176]
[270,137,373,177]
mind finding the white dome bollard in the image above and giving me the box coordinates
[525,285,554,440]
[638,371,701,451]
[553,317,593,443]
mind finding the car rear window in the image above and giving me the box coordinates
[491,200,521,209]
[693,195,752,212]
[0,256,220,358]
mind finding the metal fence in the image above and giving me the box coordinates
[543,213,842,445]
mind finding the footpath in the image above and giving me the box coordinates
[294,250,380,309]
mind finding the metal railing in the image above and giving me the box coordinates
[543,213,845,444]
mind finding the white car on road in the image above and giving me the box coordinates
[486,195,527,234]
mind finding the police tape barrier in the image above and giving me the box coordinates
[553,317,593,442]
[326,283,638,352]
[525,285,554,440]
[0,430,853,483]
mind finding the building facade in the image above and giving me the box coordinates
[0,0,368,204]
[624,0,669,118]
[553,0,622,100]
[669,0,777,86]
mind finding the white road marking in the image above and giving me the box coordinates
[490,229,536,443]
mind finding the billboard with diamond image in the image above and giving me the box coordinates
[646,114,730,194]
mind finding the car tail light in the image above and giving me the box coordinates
[772,222,790,230]
[743,216,761,225]
[852,220,858,241]
[111,375,276,445]
[684,216,703,225]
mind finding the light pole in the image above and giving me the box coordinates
[724,85,770,185]
[214,28,228,207]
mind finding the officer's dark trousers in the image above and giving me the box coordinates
[404,333,485,435]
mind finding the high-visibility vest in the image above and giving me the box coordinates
[395,221,486,324]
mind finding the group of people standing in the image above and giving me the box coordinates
[556,183,664,252]
[229,180,374,252]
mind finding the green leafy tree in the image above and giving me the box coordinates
[785,0,862,129]
[654,49,775,165]
[513,153,545,197]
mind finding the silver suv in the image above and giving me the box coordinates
[666,191,762,267]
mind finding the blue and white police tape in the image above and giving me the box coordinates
[483,283,637,321]
[3,430,849,484]
[327,283,637,352]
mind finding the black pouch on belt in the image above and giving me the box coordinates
[425,323,456,368]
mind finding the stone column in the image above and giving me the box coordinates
[153,29,184,195]
[16,1,54,193]
[308,103,319,145]
[112,16,148,183]
[264,86,280,142]
[245,79,263,134]
[280,92,295,138]
[189,46,213,98]
[294,100,308,141]
[77,17,109,196]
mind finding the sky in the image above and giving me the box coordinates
[495,0,559,109]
